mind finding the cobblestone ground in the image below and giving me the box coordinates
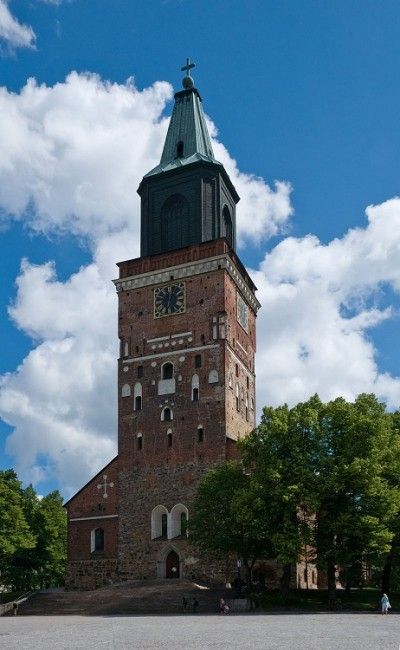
[0,613,399,650]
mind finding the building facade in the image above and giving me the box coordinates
[65,64,311,590]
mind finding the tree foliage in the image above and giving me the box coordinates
[189,462,270,579]
[0,470,67,591]
[190,394,400,606]
[313,394,400,606]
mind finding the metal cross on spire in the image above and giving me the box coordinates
[181,58,195,77]
[97,474,114,499]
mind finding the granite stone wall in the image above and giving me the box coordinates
[66,559,118,591]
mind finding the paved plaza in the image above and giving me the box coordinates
[0,613,399,650]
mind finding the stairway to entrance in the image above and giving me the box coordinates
[8,579,230,616]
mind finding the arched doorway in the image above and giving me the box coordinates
[166,550,180,578]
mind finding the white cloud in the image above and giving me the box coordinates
[1,259,117,495]
[0,73,172,243]
[0,72,292,496]
[252,197,400,411]
[0,0,35,51]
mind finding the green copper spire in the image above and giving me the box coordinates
[145,59,219,178]
[138,61,239,257]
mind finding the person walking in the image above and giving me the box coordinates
[381,593,391,615]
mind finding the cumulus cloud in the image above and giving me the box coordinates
[0,73,172,243]
[0,259,117,495]
[252,197,400,410]
[0,72,293,496]
[0,0,35,51]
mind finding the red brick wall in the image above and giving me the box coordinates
[115,243,259,581]
[68,517,118,560]
[66,457,118,562]
[117,246,258,471]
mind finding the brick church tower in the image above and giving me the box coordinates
[65,62,260,589]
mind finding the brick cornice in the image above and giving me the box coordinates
[113,253,261,313]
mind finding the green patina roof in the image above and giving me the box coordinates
[145,85,221,178]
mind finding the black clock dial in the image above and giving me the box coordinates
[154,283,186,318]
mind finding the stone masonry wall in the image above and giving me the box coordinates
[66,559,118,591]
[118,463,232,585]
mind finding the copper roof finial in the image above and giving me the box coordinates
[181,57,195,89]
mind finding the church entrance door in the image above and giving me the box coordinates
[166,550,180,578]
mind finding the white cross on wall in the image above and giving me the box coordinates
[97,474,114,499]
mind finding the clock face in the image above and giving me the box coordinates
[236,292,249,331]
[154,282,186,318]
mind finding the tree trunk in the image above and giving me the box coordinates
[327,560,337,610]
[280,563,291,601]
[243,559,254,585]
[382,538,396,594]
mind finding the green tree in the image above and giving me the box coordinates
[189,462,271,582]
[36,491,67,587]
[239,397,321,597]
[14,488,67,589]
[379,410,400,593]
[313,394,400,608]
[191,394,400,608]
[0,471,67,591]
[0,470,35,589]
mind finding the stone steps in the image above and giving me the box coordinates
[12,579,231,616]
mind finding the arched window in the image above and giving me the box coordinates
[197,426,204,443]
[223,206,233,248]
[236,384,240,411]
[219,315,226,339]
[162,513,168,538]
[121,384,131,397]
[151,505,168,540]
[194,354,202,368]
[212,316,217,340]
[167,431,173,447]
[176,141,184,158]
[137,365,144,378]
[91,527,104,553]
[180,512,187,536]
[161,194,190,252]
[137,433,143,451]
[208,370,219,384]
[124,341,129,357]
[191,374,199,402]
[170,504,189,539]
[134,383,142,411]
[161,407,173,422]
[162,362,174,380]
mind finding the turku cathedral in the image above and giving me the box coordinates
[65,62,314,590]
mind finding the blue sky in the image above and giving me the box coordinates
[0,0,399,497]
